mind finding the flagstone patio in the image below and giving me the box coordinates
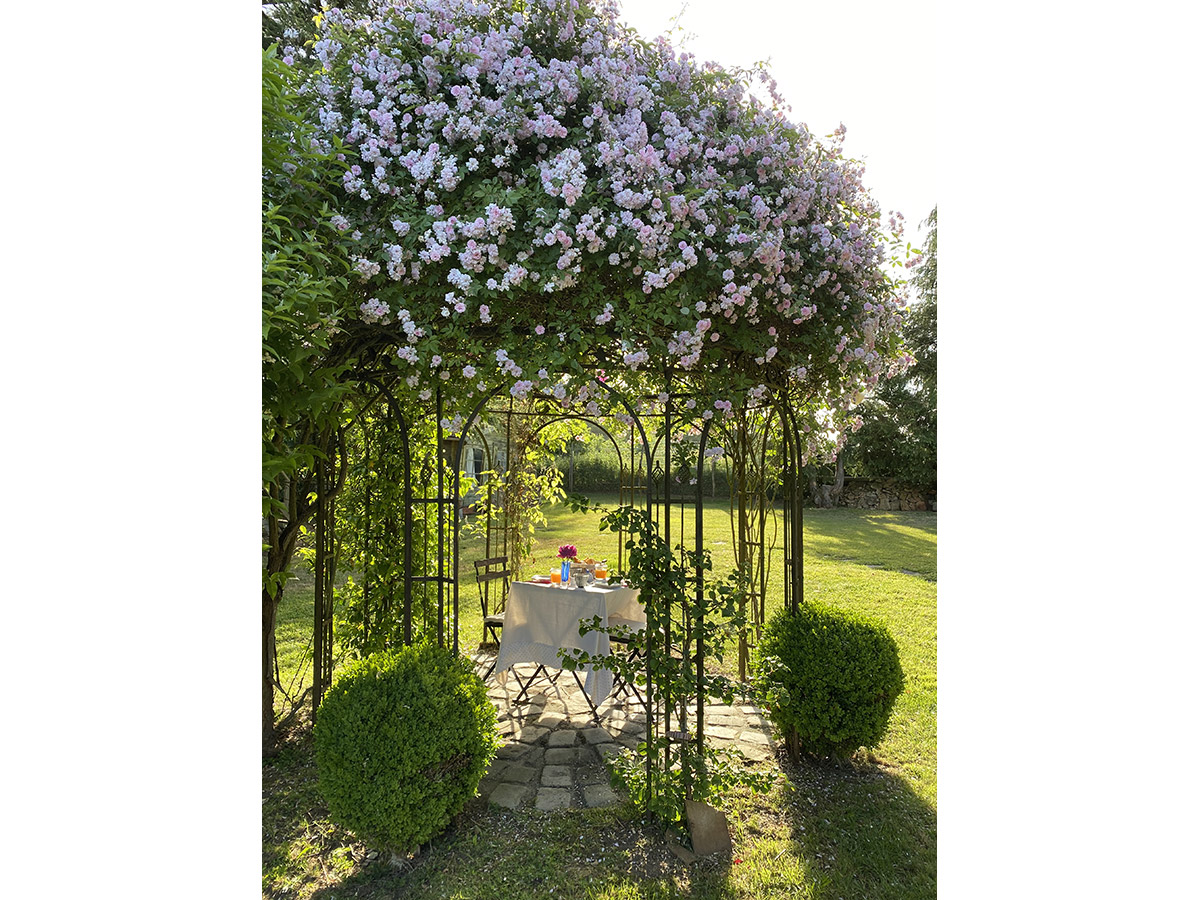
[474,656,778,812]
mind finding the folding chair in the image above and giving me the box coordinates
[510,662,602,723]
[605,617,647,710]
[475,556,509,678]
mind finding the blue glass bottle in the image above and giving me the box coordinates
[561,559,570,584]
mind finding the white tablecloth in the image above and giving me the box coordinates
[494,581,644,706]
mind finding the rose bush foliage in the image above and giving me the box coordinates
[281,0,912,459]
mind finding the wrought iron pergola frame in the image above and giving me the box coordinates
[303,360,807,802]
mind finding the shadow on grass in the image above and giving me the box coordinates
[261,724,350,899]
[307,854,412,900]
[303,797,729,900]
[801,516,937,580]
[779,753,936,900]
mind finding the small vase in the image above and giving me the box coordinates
[561,560,570,584]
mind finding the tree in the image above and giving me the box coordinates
[907,207,936,399]
[262,46,354,750]
[262,1,376,51]
[840,207,936,490]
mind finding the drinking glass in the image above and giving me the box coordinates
[550,569,561,585]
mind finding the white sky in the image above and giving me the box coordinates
[616,0,937,249]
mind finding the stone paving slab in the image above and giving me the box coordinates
[705,715,740,727]
[583,784,620,808]
[547,729,578,747]
[595,742,623,763]
[536,787,573,810]
[577,765,609,786]
[582,726,614,744]
[609,710,648,724]
[545,747,578,765]
[541,765,572,787]
[489,783,531,809]
[502,764,538,784]
[739,742,773,762]
[705,725,741,741]
[515,725,550,744]
[495,743,530,761]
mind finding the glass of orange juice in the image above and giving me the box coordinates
[550,569,562,585]
[595,561,607,580]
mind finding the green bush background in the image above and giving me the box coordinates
[554,439,735,496]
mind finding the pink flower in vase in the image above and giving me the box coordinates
[557,544,577,560]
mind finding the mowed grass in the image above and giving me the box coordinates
[264,501,936,899]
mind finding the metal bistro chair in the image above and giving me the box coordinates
[475,555,510,678]
[605,616,648,710]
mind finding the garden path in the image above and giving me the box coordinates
[473,655,779,812]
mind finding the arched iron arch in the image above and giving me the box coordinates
[525,412,634,576]
[774,394,805,614]
[449,376,656,655]
[305,371,419,713]
[356,373,418,644]
[691,412,716,775]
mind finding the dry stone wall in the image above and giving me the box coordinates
[837,478,935,511]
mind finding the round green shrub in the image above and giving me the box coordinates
[755,603,904,760]
[314,643,499,855]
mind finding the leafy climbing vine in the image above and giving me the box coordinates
[563,502,775,830]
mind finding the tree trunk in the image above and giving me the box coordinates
[779,726,802,763]
[807,457,846,509]
[262,430,346,753]
[263,583,282,752]
[262,495,306,753]
[808,477,832,509]
[830,455,846,507]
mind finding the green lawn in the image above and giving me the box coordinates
[265,501,936,898]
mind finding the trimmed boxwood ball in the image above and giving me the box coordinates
[314,643,499,856]
[755,603,904,761]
